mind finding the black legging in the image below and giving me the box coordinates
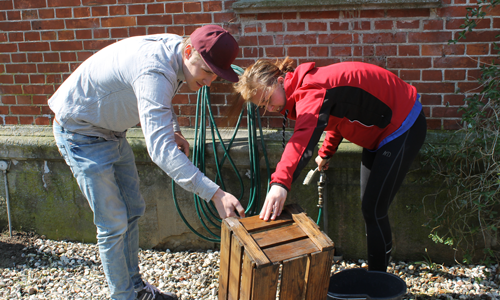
[360,109,427,272]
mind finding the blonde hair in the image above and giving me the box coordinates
[234,57,295,105]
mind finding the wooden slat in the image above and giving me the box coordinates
[263,238,319,263]
[218,220,232,300]
[280,255,309,300]
[251,263,280,300]
[224,217,271,267]
[251,223,307,248]
[291,210,334,251]
[304,250,335,300]
[239,250,254,300]
[239,210,293,232]
[228,235,243,300]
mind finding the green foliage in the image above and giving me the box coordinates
[422,0,500,264]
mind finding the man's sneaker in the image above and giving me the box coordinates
[136,281,178,300]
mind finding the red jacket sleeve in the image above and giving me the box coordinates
[318,130,343,158]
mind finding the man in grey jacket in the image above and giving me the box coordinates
[49,25,245,300]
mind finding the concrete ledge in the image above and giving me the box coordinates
[0,125,463,263]
[233,0,442,13]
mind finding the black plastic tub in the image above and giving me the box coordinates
[327,268,407,300]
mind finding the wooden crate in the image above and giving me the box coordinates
[218,204,335,300]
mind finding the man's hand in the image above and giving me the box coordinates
[259,185,288,221]
[174,131,190,156]
[315,155,330,171]
[211,188,246,219]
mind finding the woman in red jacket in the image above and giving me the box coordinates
[234,58,427,272]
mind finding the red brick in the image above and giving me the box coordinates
[11,105,40,115]
[388,57,433,69]
[66,18,100,29]
[301,11,339,19]
[396,20,419,29]
[364,32,406,44]
[33,95,48,104]
[102,16,136,27]
[203,1,222,12]
[38,9,54,19]
[56,8,72,18]
[19,42,50,52]
[184,2,201,12]
[0,106,8,114]
[278,34,316,45]
[309,46,328,57]
[0,11,5,21]
[331,46,352,56]
[48,0,80,6]
[421,44,464,56]
[266,22,283,32]
[76,29,92,39]
[147,27,165,35]
[27,53,43,62]
[129,4,145,14]
[111,28,129,38]
[7,11,20,21]
[432,107,463,118]
[437,6,469,17]
[237,35,258,47]
[287,46,307,56]
[93,28,109,39]
[359,10,385,18]
[0,54,9,63]
[467,69,482,80]
[43,52,59,62]
[1,95,16,104]
[444,94,465,106]
[319,33,356,44]
[70,62,80,72]
[444,69,466,80]
[41,31,56,40]
[14,75,29,83]
[17,95,31,104]
[330,22,349,31]
[32,19,64,30]
[214,12,235,23]
[165,2,182,13]
[423,19,443,30]
[0,21,31,31]
[59,30,75,40]
[353,21,370,30]
[422,70,442,81]
[30,75,45,84]
[82,0,117,5]
[130,27,147,36]
[21,10,38,20]
[412,82,455,93]
[23,84,55,94]
[377,45,397,56]
[110,5,126,15]
[0,0,13,10]
[458,82,482,93]
[83,39,115,50]
[51,41,83,51]
[74,7,91,18]
[139,14,174,25]
[309,22,327,31]
[288,22,306,31]
[408,32,451,43]
[256,35,272,46]
[14,0,46,9]
[434,57,477,68]
[61,52,77,62]
[374,20,393,30]
[9,32,23,41]
[25,31,41,41]
[244,24,262,34]
[399,70,420,81]
[92,6,108,17]
[38,63,69,73]
[466,43,490,55]
[457,31,500,43]
[147,3,164,14]
[34,116,50,125]
[0,43,16,54]
[5,117,19,125]
[420,94,441,105]
[46,74,63,84]
[265,47,285,57]
[387,8,429,17]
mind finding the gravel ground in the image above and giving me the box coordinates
[1,231,499,300]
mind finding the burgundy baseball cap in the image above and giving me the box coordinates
[191,25,240,83]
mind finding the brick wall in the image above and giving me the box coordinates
[0,0,499,130]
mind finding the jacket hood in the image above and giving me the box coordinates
[281,62,316,113]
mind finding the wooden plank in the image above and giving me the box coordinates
[263,238,319,263]
[251,223,307,248]
[251,263,280,300]
[218,220,232,300]
[239,250,254,300]
[304,250,335,300]
[228,235,243,300]
[280,255,308,300]
[283,203,305,214]
[239,210,293,232]
[224,217,271,267]
[291,211,334,251]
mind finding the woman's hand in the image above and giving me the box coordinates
[259,185,288,221]
[315,155,330,171]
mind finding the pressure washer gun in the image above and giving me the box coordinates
[303,167,329,235]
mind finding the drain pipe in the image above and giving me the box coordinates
[0,160,11,237]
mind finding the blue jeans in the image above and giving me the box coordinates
[53,122,145,300]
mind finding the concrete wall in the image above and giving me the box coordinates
[0,125,458,263]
